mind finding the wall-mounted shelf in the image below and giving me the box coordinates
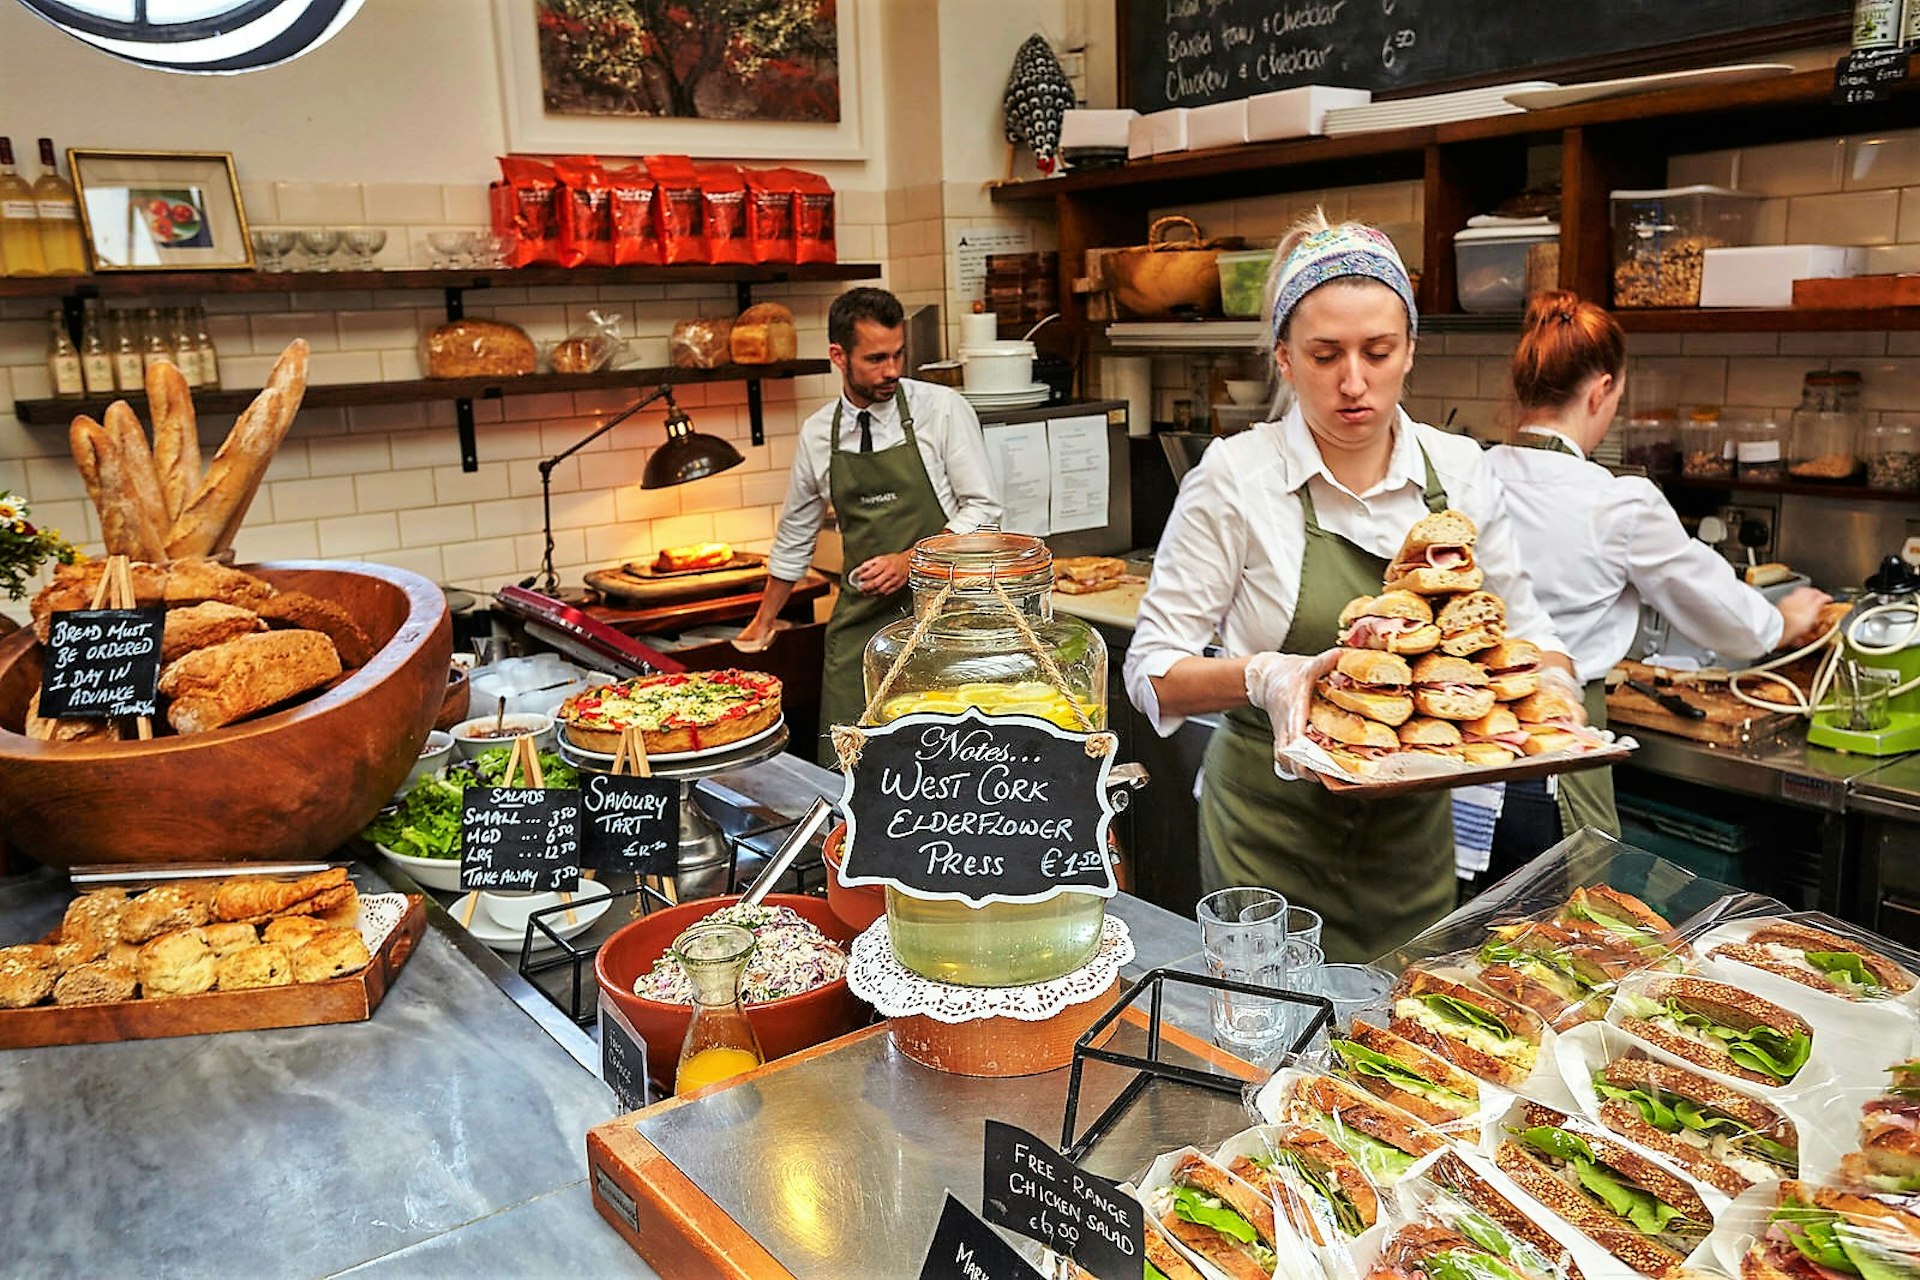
[6,261,881,470]
[1659,474,1920,505]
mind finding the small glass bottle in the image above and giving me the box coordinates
[45,310,83,399]
[170,307,201,387]
[31,139,87,276]
[141,306,172,372]
[671,922,764,1095]
[190,305,221,390]
[110,309,144,391]
[78,303,113,395]
[1681,406,1731,479]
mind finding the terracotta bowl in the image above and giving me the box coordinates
[595,893,866,1086]
[0,561,450,868]
[821,823,886,933]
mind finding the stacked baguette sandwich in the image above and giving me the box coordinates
[1308,509,1581,777]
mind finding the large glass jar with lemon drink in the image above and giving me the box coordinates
[863,532,1109,986]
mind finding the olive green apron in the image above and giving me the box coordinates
[1199,450,1455,963]
[1513,430,1620,840]
[817,388,948,765]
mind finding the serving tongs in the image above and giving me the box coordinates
[738,797,835,908]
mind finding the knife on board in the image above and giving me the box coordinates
[1623,676,1707,720]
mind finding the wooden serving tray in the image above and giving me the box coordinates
[0,894,426,1049]
[622,552,766,580]
[1312,742,1634,797]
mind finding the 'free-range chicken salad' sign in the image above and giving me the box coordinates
[836,708,1120,904]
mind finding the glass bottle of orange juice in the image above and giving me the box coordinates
[672,922,764,1094]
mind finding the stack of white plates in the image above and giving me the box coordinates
[1322,82,1558,136]
[962,383,1051,411]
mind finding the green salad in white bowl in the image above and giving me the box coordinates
[365,747,582,890]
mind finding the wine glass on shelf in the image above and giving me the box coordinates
[250,228,296,272]
[297,227,342,272]
[480,232,517,269]
[342,227,387,271]
[427,230,467,270]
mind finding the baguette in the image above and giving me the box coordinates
[214,339,307,553]
[104,400,173,562]
[70,414,162,560]
[146,360,201,522]
[158,629,341,734]
[165,339,307,560]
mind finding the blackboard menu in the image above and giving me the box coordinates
[460,787,583,892]
[919,1193,1043,1280]
[838,709,1118,906]
[598,997,651,1115]
[1126,0,1846,113]
[38,607,165,719]
[981,1121,1144,1280]
[580,774,679,876]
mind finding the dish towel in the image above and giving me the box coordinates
[1451,782,1507,877]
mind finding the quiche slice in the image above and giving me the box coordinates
[558,669,782,756]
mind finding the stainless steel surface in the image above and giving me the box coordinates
[1774,492,1914,593]
[1620,725,1887,812]
[740,797,833,907]
[1158,429,1215,484]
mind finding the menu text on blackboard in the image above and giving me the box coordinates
[919,1193,1042,1280]
[460,787,582,891]
[580,774,678,876]
[598,998,651,1115]
[38,607,165,719]
[838,709,1118,906]
[982,1121,1143,1280]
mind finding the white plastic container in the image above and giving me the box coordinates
[1128,108,1190,157]
[959,340,1035,393]
[1186,99,1249,151]
[1698,244,1865,308]
[1246,85,1373,141]
[1059,109,1137,150]
[1453,223,1560,312]
[1610,185,1765,308]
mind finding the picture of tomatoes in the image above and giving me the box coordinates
[170,202,196,223]
[131,189,208,249]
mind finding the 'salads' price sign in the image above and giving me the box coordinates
[460,787,582,892]
[837,708,1119,906]
[37,607,165,719]
[580,774,678,876]
[981,1121,1143,1280]
[918,1192,1043,1280]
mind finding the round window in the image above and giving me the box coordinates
[16,0,366,74]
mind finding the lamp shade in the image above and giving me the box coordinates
[642,411,745,489]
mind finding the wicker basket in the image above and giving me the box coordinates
[1102,216,1237,319]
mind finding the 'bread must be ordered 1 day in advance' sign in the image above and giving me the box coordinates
[38,607,165,719]
[836,708,1119,905]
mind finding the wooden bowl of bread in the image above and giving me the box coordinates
[0,559,450,869]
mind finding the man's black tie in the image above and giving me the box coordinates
[858,409,873,452]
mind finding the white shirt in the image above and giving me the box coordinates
[766,378,1003,582]
[1125,407,1566,735]
[1487,426,1781,683]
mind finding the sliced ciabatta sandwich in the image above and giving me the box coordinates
[1741,1181,1920,1280]
[1482,638,1544,701]
[1340,590,1443,655]
[1436,590,1507,657]
[1843,1059,1920,1193]
[1386,509,1484,595]
[1411,653,1496,722]
[1460,706,1531,767]
[1320,647,1415,726]
[1616,976,1813,1088]
[1593,1052,1799,1195]
[1307,696,1401,774]
[1398,716,1465,759]
[1389,969,1545,1088]
[1709,920,1918,1002]
[1513,688,1586,756]
[1331,1020,1483,1125]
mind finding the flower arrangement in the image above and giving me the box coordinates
[0,491,80,601]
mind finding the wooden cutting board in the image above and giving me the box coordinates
[1605,665,1794,746]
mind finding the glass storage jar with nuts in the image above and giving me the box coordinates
[1867,415,1920,491]
[1787,371,1865,482]
[1610,186,1764,309]
[1733,418,1787,482]
[1681,407,1732,479]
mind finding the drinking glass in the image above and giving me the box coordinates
[1841,662,1897,732]
[427,230,467,269]
[297,227,342,272]
[342,227,387,270]
[1317,962,1395,1035]
[1277,938,1326,1046]
[1284,905,1323,951]
[480,232,517,268]
[1197,887,1290,1062]
[250,228,296,272]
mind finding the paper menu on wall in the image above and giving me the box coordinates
[983,421,1052,536]
[1046,414,1110,534]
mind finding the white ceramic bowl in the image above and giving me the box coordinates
[479,889,562,933]
[1225,378,1269,406]
[375,843,465,892]
[404,730,455,791]
[450,712,555,759]
[959,341,1035,394]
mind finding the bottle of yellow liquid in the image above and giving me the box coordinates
[671,921,764,1095]
[0,137,47,276]
[32,139,87,276]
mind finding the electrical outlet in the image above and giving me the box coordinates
[1716,503,1776,563]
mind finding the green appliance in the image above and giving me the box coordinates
[1808,556,1920,755]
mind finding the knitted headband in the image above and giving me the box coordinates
[1270,224,1418,345]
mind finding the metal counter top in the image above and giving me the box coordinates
[1619,724,1892,812]
[1849,750,1920,817]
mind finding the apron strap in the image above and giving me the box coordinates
[1292,438,1447,531]
[1515,427,1580,458]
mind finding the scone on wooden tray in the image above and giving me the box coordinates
[291,931,371,984]
[217,943,295,991]
[118,883,213,944]
[53,960,137,1006]
[0,948,58,1009]
[136,928,218,998]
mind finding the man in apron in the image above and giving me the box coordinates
[737,288,1001,764]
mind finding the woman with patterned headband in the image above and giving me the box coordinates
[1123,212,1579,963]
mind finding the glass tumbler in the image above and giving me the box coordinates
[1197,887,1290,1061]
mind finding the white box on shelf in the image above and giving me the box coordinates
[1129,108,1191,157]
[1186,100,1249,151]
[1698,244,1865,308]
[1247,85,1373,141]
[1061,109,1138,150]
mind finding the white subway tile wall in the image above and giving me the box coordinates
[0,180,922,621]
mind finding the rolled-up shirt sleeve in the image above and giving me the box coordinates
[935,400,1002,534]
[1454,461,1567,659]
[1620,477,1782,664]
[765,448,827,583]
[1123,451,1250,736]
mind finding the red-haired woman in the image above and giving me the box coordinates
[1476,291,1829,871]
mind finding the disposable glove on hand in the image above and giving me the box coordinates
[1244,649,1341,749]
[1539,665,1588,725]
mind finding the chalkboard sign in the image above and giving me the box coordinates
[580,774,679,876]
[1833,47,1912,104]
[982,1121,1144,1280]
[598,996,652,1115]
[1125,0,1847,113]
[837,708,1119,906]
[920,1192,1044,1280]
[459,787,583,891]
[38,607,165,719]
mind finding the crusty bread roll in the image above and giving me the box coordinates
[146,361,201,523]
[421,319,535,378]
[163,558,276,610]
[158,629,342,734]
[729,302,797,364]
[70,414,164,561]
[30,560,168,642]
[161,601,265,663]
[671,318,733,369]
[255,590,376,668]
[24,690,124,744]
[104,400,173,562]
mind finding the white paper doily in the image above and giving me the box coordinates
[355,892,409,957]
[847,915,1134,1024]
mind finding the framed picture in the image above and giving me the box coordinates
[67,150,254,272]
[491,0,867,160]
